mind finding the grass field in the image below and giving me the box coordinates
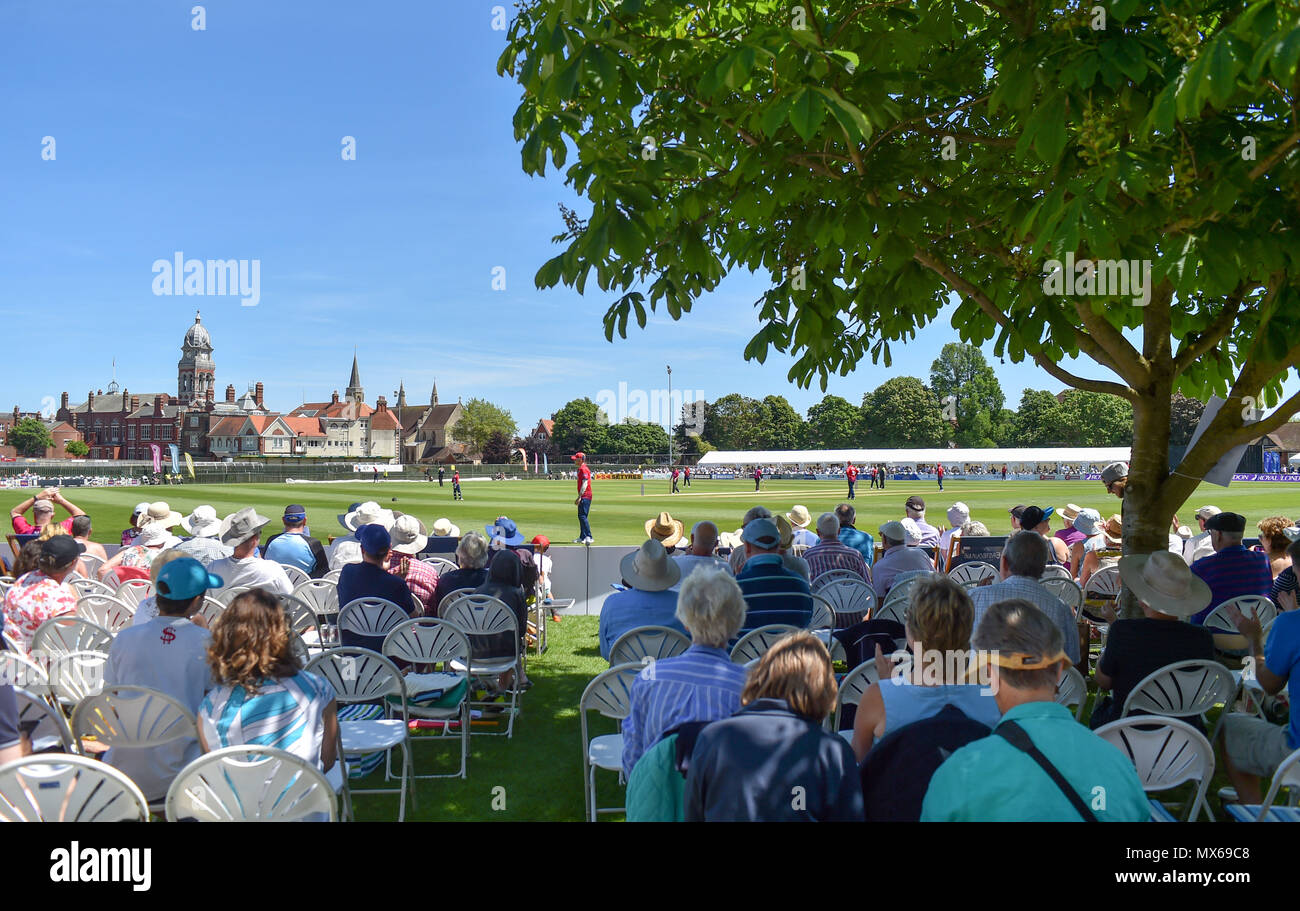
[31,476,1300,548]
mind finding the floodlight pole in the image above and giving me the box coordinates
[666,365,672,471]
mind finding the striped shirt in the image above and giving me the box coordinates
[1189,545,1273,624]
[387,553,439,614]
[198,670,337,770]
[968,575,1079,663]
[805,540,868,583]
[621,645,747,777]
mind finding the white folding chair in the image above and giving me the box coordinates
[306,648,412,822]
[1094,717,1216,821]
[14,688,76,753]
[1120,659,1237,739]
[1,631,19,653]
[608,625,692,667]
[115,577,153,608]
[812,568,866,590]
[816,579,877,628]
[1055,665,1088,721]
[442,595,524,737]
[45,651,109,706]
[0,753,149,821]
[1223,747,1300,822]
[32,617,113,657]
[78,553,107,580]
[71,685,199,808]
[806,594,836,632]
[278,594,322,639]
[278,563,312,588]
[1043,577,1085,620]
[1040,564,1073,581]
[337,597,410,642]
[948,561,998,587]
[165,746,338,822]
[216,585,251,606]
[197,596,226,627]
[579,663,642,822]
[1202,595,1279,654]
[293,578,340,621]
[730,624,800,665]
[421,557,460,575]
[382,618,472,779]
[437,587,477,617]
[68,576,117,599]
[75,594,135,634]
[0,650,50,697]
[872,597,908,627]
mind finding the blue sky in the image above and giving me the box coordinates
[1,1,1290,435]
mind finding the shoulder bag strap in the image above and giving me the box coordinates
[995,719,1098,822]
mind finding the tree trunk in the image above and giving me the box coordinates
[1119,377,1176,619]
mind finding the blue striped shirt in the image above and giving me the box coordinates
[198,670,337,770]
[621,645,748,777]
[1189,545,1272,624]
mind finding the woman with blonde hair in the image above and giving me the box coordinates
[197,589,339,774]
[685,631,863,821]
[1257,516,1294,578]
[850,575,1002,762]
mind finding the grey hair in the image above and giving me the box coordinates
[961,520,990,536]
[676,568,747,648]
[742,505,772,526]
[457,531,489,570]
[1003,528,1049,578]
[972,598,1064,691]
[816,512,840,538]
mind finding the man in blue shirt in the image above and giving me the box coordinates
[835,503,874,567]
[338,524,415,649]
[1189,512,1272,624]
[922,599,1149,821]
[735,517,813,631]
[263,504,329,578]
[598,539,684,660]
[1219,603,1300,804]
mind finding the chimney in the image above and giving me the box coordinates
[60,392,69,410]
[331,391,340,405]
[255,382,264,408]
[87,390,94,410]
[130,395,140,412]
[12,406,18,423]
[121,388,129,412]
[376,395,388,411]
[154,395,164,416]
[160,393,169,406]
[206,387,215,412]
[69,412,77,430]
[226,384,236,403]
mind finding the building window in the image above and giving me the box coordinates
[189,416,199,428]
[159,426,171,440]
[127,427,135,440]
[141,425,151,440]
[189,433,199,447]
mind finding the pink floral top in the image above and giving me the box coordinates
[2,571,78,655]
[116,545,156,572]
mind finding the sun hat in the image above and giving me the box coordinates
[1102,515,1123,545]
[138,523,178,547]
[331,540,363,567]
[1195,505,1222,521]
[644,512,685,549]
[357,523,392,556]
[343,501,394,532]
[905,495,926,513]
[619,539,681,592]
[899,518,924,546]
[1118,551,1212,619]
[431,517,461,537]
[391,514,429,555]
[155,557,223,601]
[336,502,364,531]
[219,507,271,546]
[138,501,183,529]
[741,517,781,550]
[485,516,526,547]
[1073,508,1103,537]
[1059,504,1082,522]
[132,501,151,519]
[787,505,813,529]
[774,515,795,550]
[180,505,222,538]
[947,502,970,527]
[1206,512,1246,533]
[1101,462,1129,486]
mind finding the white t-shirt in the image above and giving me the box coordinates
[104,616,213,801]
[207,555,292,596]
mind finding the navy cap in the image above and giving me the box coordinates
[357,523,392,555]
[41,535,84,566]
[156,557,223,600]
[283,504,307,520]
[1206,512,1246,533]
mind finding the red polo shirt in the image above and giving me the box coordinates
[845,466,858,483]
[577,463,592,500]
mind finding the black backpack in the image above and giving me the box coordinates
[859,704,991,822]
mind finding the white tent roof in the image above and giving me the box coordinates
[696,447,1132,466]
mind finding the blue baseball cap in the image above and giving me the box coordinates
[357,523,392,555]
[155,557,223,600]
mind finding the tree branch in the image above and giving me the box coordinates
[1249,131,1300,181]
[1073,300,1146,386]
[1171,283,1254,375]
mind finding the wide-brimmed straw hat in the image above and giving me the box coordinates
[787,505,813,529]
[1059,504,1082,522]
[644,512,685,549]
[1102,515,1123,545]
[390,514,429,555]
[1118,551,1212,618]
[619,539,681,592]
[181,505,222,538]
[343,501,394,532]
[432,517,460,537]
[138,501,183,529]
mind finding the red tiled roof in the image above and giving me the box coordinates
[281,416,326,438]
[370,409,400,430]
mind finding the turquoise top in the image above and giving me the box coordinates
[920,702,1150,822]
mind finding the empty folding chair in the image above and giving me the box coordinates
[0,754,149,821]
[608,625,692,668]
[579,663,642,822]
[166,746,338,822]
[1094,717,1215,821]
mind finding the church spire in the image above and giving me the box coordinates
[431,378,439,406]
[345,350,364,403]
